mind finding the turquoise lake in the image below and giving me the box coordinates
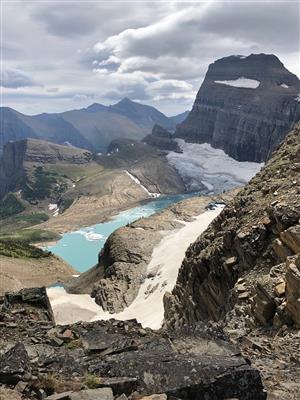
[48,193,197,272]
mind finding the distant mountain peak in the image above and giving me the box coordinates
[85,103,106,112]
[114,97,139,108]
[120,97,133,103]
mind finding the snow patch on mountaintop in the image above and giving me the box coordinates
[214,77,260,89]
[167,140,263,193]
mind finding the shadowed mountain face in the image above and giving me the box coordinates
[176,54,300,162]
[0,99,188,153]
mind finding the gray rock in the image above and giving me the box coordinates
[69,388,113,400]
[176,54,300,162]
[0,343,31,384]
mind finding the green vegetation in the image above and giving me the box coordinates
[0,212,50,235]
[24,166,67,201]
[0,193,26,219]
[0,228,59,244]
[59,198,74,213]
[66,339,83,350]
[14,212,49,225]
[84,374,101,389]
[0,239,51,259]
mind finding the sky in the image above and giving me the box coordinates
[1,0,300,116]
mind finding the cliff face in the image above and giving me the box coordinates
[0,140,27,199]
[143,124,181,152]
[165,123,300,328]
[0,138,92,198]
[176,54,300,162]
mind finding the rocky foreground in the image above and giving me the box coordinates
[0,125,299,399]
[0,288,266,400]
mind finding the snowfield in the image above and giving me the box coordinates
[214,77,260,89]
[47,205,223,329]
[124,170,160,198]
[167,139,263,193]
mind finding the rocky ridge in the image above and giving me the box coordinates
[0,288,266,399]
[164,123,300,398]
[142,125,181,152]
[176,54,300,162]
[1,99,188,153]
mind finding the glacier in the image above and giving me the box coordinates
[167,139,264,193]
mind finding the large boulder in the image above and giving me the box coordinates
[0,343,31,384]
[285,255,300,326]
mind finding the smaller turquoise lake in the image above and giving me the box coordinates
[48,193,197,272]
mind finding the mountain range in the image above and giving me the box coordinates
[0,98,189,152]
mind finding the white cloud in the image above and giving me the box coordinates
[1,69,37,89]
[2,1,299,115]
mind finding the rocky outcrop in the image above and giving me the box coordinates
[143,124,181,152]
[98,138,186,195]
[176,54,300,162]
[164,123,300,328]
[285,254,300,325]
[0,289,266,399]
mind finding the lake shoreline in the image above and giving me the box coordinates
[47,204,225,328]
[48,189,239,327]
[43,192,204,271]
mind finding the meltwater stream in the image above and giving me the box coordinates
[47,193,197,271]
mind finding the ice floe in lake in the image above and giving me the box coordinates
[73,229,104,241]
[214,77,260,89]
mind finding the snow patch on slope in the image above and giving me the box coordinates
[48,203,59,217]
[214,77,260,89]
[47,206,223,329]
[167,139,263,193]
[125,170,160,198]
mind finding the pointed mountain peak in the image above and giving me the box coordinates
[85,103,106,112]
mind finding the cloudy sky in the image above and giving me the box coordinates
[2,0,300,115]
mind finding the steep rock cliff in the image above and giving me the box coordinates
[176,54,300,162]
[165,123,300,328]
[0,138,92,198]
[143,124,181,152]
